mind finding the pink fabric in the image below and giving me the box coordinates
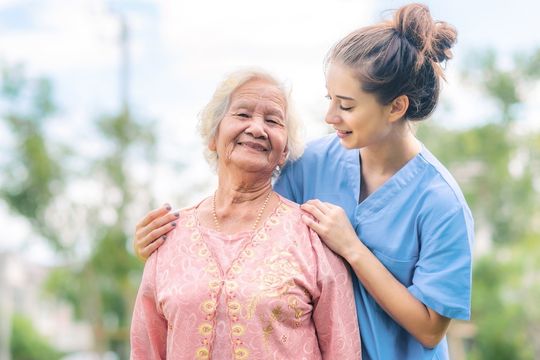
[131,196,361,359]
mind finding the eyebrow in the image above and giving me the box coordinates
[231,101,285,118]
[335,94,355,101]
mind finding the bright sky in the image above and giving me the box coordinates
[1,0,539,262]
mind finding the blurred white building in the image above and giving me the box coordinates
[0,251,93,359]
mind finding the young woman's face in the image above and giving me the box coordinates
[325,62,394,149]
[210,79,289,174]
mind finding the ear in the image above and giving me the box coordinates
[388,95,409,123]
[208,135,217,151]
[278,145,289,167]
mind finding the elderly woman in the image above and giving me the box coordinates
[130,69,361,359]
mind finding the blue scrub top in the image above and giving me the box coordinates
[274,134,474,360]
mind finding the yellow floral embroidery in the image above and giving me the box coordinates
[185,219,195,228]
[258,253,299,297]
[263,323,273,335]
[255,232,268,242]
[190,231,201,241]
[195,347,209,359]
[190,207,288,359]
[200,300,216,314]
[234,347,249,359]
[231,324,245,336]
[225,280,238,291]
[269,215,279,225]
[198,323,213,336]
[198,247,209,257]
[206,263,218,274]
[288,296,304,320]
[270,306,283,322]
[208,279,221,291]
[230,262,242,274]
[228,301,241,315]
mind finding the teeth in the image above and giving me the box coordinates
[238,142,267,151]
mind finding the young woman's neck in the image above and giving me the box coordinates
[360,124,420,176]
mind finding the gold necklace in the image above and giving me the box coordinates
[212,190,273,233]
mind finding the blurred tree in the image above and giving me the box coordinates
[0,64,64,249]
[10,313,64,360]
[0,64,160,358]
[417,47,540,359]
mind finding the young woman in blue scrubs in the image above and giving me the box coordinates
[133,4,473,359]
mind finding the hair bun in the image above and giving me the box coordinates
[393,3,457,63]
[431,21,457,62]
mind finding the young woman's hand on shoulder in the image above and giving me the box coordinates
[300,199,360,259]
[134,204,178,260]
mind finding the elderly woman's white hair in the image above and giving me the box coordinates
[197,68,304,172]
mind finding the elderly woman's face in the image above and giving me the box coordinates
[210,79,288,175]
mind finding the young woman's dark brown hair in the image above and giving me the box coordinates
[327,3,457,121]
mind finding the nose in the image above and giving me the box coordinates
[244,117,268,139]
[325,104,341,125]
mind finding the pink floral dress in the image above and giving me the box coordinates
[130,196,361,359]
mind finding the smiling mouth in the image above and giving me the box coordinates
[237,141,269,152]
[336,129,352,134]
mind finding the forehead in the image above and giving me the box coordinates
[230,79,286,110]
[325,63,362,95]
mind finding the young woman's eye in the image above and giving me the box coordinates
[339,105,353,111]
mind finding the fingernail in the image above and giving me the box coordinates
[173,212,180,217]
[171,222,176,227]
[164,203,171,210]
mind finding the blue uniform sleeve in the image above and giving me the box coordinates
[408,203,474,320]
[274,161,302,203]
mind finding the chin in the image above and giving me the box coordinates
[338,137,359,150]
[235,161,273,174]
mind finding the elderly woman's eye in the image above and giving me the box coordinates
[265,118,279,124]
[236,113,250,118]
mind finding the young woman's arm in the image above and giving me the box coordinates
[301,199,451,348]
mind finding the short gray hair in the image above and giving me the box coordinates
[197,68,304,171]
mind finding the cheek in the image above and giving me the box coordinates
[272,131,288,154]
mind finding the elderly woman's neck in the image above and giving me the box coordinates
[215,172,273,204]
[216,182,272,204]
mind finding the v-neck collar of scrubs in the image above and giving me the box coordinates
[355,144,428,219]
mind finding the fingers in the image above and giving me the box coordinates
[301,214,324,234]
[139,209,179,239]
[300,199,331,220]
[134,204,178,260]
[138,235,166,261]
[135,220,177,260]
[137,203,172,229]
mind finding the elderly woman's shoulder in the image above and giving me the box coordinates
[277,195,302,212]
[275,196,312,224]
[275,195,332,250]
[161,204,201,227]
